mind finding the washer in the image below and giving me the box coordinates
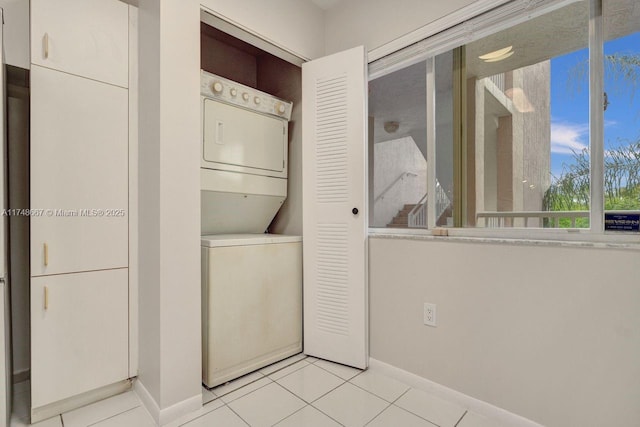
[201,234,302,388]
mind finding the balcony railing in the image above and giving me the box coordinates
[488,73,505,93]
[476,210,589,228]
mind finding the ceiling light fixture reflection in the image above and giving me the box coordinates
[384,121,400,133]
[484,51,514,62]
[479,46,513,62]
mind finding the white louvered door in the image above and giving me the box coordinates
[302,46,368,369]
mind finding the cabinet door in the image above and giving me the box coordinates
[30,66,128,276]
[30,269,129,409]
[31,0,129,87]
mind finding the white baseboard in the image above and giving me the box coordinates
[368,358,544,427]
[134,379,201,426]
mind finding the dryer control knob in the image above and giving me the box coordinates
[230,88,237,97]
[275,102,286,115]
[254,96,261,105]
[211,81,223,94]
[242,92,250,101]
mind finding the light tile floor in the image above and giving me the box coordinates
[10,355,505,427]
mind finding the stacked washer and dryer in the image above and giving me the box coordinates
[200,71,302,388]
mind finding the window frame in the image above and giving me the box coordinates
[367,0,640,244]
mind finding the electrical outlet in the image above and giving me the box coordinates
[424,303,437,327]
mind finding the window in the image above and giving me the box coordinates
[368,0,640,240]
[602,1,640,215]
[441,1,591,229]
[369,61,428,229]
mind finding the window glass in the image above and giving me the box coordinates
[602,0,640,214]
[369,61,428,229]
[461,0,591,228]
[369,0,639,237]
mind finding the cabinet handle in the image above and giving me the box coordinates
[44,242,49,266]
[44,286,49,310]
[43,32,49,59]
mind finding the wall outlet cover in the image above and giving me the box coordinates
[424,302,437,327]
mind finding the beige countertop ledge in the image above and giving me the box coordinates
[368,230,640,251]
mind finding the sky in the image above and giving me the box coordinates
[549,32,640,178]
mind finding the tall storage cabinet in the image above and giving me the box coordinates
[30,67,128,276]
[29,0,131,421]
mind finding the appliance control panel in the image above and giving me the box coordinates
[201,70,293,121]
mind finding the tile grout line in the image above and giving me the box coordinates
[362,386,414,427]
[268,404,345,427]
[202,389,224,407]
[358,380,412,426]
[257,354,310,378]
[266,370,348,426]
[267,381,344,426]
[220,377,274,405]
[274,361,350,401]
[307,380,380,427]
[268,405,309,427]
[262,360,311,382]
[176,398,229,427]
[271,380,311,405]
[392,388,442,425]
[224,403,252,427]
[391,388,412,405]
[347,368,366,382]
[306,402,347,427]
[207,372,267,400]
[347,377,410,403]
[198,356,314,426]
[84,405,141,427]
[362,401,393,427]
[313,361,362,382]
[454,410,469,427]
[303,377,347,405]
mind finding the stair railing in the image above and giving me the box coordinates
[408,193,428,228]
[435,181,451,221]
[373,171,418,205]
[407,180,452,228]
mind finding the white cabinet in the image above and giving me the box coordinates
[30,269,129,409]
[0,0,30,69]
[30,0,129,87]
[29,0,130,416]
[30,65,128,277]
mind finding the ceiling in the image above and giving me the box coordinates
[369,61,427,146]
[465,0,640,79]
[369,0,640,146]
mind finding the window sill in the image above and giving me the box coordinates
[368,227,640,251]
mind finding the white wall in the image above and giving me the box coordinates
[369,237,640,426]
[324,0,478,54]
[373,137,427,227]
[137,0,202,423]
[0,0,29,69]
[200,0,325,60]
